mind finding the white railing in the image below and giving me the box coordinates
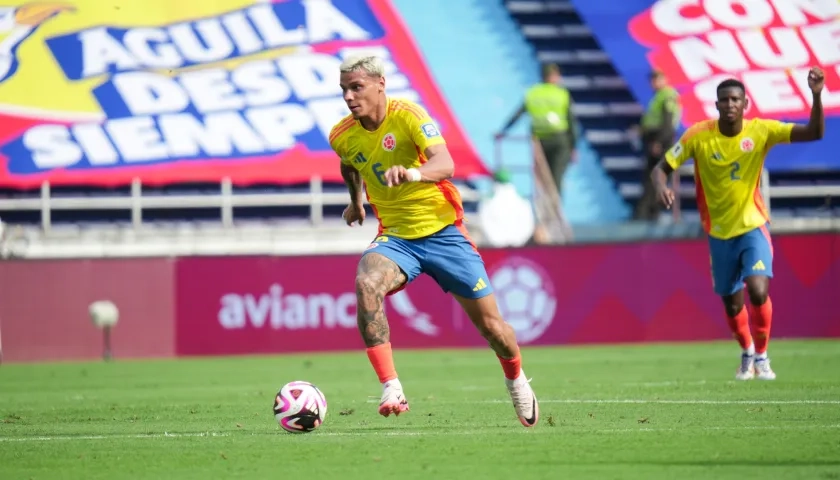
[0,177,483,232]
[673,164,840,218]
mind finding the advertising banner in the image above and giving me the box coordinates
[0,0,486,187]
[572,0,840,172]
[175,234,840,356]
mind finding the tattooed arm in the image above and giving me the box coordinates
[355,253,407,347]
[341,163,364,206]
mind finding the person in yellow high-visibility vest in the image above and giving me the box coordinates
[634,69,682,221]
[496,63,578,198]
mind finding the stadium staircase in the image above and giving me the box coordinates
[503,0,645,216]
[393,0,631,226]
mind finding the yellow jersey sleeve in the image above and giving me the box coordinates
[761,119,794,148]
[393,101,446,153]
[664,130,695,170]
[329,116,355,165]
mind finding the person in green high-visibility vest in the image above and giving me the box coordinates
[634,69,682,221]
[496,63,578,198]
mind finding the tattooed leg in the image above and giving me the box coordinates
[355,253,407,347]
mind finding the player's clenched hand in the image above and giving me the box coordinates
[342,202,365,227]
[656,185,676,210]
[384,166,411,187]
[808,67,825,94]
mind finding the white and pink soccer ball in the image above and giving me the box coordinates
[273,381,328,434]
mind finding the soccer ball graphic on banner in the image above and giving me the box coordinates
[489,257,557,344]
[273,381,328,434]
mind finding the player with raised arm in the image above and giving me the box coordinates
[652,67,825,381]
[329,55,539,427]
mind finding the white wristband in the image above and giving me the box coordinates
[406,168,422,182]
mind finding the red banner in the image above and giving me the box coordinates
[174,234,840,356]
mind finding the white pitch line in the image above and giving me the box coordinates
[3,424,840,442]
[365,398,840,405]
[485,399,840,405]
[0,432,230,442]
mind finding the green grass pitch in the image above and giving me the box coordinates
[2,340,839,480]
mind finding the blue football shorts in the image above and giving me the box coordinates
[362,223,493,299]
[707,223,774,296]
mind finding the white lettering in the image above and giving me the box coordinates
[246,104,316,150]
[650,0,712,37]
[112,72,190,115]
[771,0,840,26]
[232,60,293,106]
[217,284,358,330]
[244,291,272,328]
[23,125,82,169]
[179,69,244,113]
[277,54,340,100]
[122,28,182,69]
[219,294,246,329]
[71,124,119,166]
[221,10,264,56]
[158,112,266,157]
[706,0,774,30]
[335,292,356,327]
[105,117,169,163]
[738,27,810,68]
[800,21,840,65]
[743,70,804,112]
[169,19,234,64]
[80,28,138,78]
[671,31,749,81]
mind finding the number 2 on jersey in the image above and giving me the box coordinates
[372,162,387,186]
[730,161,741,181]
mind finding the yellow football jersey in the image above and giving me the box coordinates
[329,98,464,240]
[665,118,794,239]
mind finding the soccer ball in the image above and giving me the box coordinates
[273,381,328,434]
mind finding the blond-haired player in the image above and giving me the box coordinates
[329,56,539,427]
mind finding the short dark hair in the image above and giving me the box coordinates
[716,78,746,96]
[541,63,560,80]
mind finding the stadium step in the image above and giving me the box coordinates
[505,0,647,214]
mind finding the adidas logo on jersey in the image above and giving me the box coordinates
[473,278,487,292]
[752,260,766,271]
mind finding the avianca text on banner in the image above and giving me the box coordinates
[0,0,485,187]
[629,0,840,124]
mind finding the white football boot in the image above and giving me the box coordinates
[378,379,409,417]
[735,352,755,381]
[506,370,539,427]
[754,356,776,380]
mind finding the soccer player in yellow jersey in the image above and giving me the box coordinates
[329,55,539,427]
[652,67,825,381]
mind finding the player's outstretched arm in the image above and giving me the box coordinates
[790,67,825,143]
